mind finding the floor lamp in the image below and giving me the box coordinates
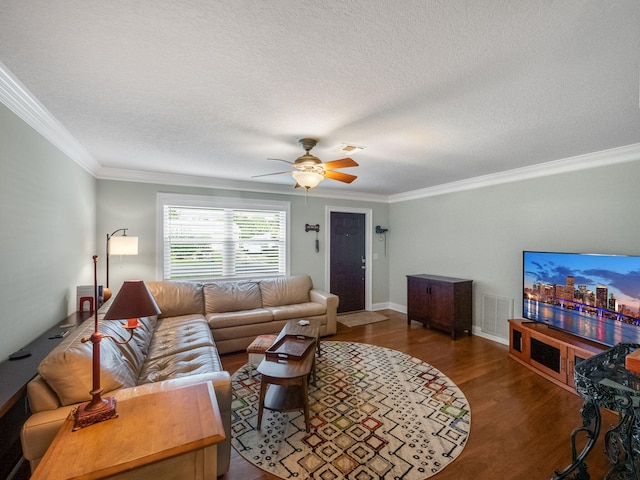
[104,228,138,301]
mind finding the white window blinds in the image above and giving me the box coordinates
[159,195,289,281]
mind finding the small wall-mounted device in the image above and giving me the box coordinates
[375,226,389,256]
[305,224,320,252]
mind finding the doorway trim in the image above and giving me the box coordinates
[325,206,373,311]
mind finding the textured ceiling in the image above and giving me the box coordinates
[1,0,639,197]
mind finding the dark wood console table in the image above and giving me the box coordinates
[0,310,91,478]
[552,343,640,479]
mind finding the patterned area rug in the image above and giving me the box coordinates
[231,341,470,479]
[337,311,389,327]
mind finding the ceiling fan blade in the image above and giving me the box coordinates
[324,170,358,183]
[267,158,295,165]
[321,157,359,169]
[251,170,294,178]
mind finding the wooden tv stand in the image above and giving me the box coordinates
[508,319,608,393]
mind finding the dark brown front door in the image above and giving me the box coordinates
[330,212,365,313]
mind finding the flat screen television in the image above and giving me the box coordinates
[523,250,640,347]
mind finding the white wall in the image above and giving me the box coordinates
[389,159,640,341]
[96,180,390,304]
[0,104,96,360]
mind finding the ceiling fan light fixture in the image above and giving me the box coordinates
[255,137,358,188]
[292,170,324,189]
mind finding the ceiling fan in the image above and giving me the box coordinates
[252,138,359,190]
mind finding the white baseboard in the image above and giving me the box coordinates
[376,303,509,346]
[371,302,394,311]
[387,302,406,313]
[371,303,509,346]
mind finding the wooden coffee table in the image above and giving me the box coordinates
[256,320,320,432]
[278,318,321,356]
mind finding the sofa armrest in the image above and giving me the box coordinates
[310,289,339,335]
[27,375,61,413]
[21,406,76,471]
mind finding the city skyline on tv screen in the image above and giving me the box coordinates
[523,251,640,345]
[523,251,640,315]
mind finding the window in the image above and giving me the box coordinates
[158,193,289,281]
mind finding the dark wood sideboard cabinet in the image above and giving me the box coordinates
[406,274,473,339]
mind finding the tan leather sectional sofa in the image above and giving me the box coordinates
[183,274,338,354]
[21,274,338,478]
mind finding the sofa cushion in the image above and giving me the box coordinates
[138,346,223,383]
[266,302,326,320]
[146,281,204,318]
[259,275,312,307]
[203,281,262,313]
[104,316,156,372]
[206,309,273,329]
[147,314,215,361]
[128,315,157,357]
[38,320,142,406]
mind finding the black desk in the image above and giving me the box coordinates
[0,311,91,416]
[553,343,640,480]
[0,311,91,478]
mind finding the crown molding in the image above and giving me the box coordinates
[0,61,384,204]
[388,143,640,203]
[96,166,389,203]
[3,61,638,205]
[0,61,100,174]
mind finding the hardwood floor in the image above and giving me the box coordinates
[220,310,615,480]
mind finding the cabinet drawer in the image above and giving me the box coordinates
[529,334,566,382]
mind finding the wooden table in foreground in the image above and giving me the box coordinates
[31,381,226,480]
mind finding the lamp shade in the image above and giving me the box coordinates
[104,280,161,320]
[109,236,138,255]
[292,170,324,189]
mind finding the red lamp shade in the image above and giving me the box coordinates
[104,280,161,321]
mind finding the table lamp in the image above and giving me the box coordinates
[74,256,160,430]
